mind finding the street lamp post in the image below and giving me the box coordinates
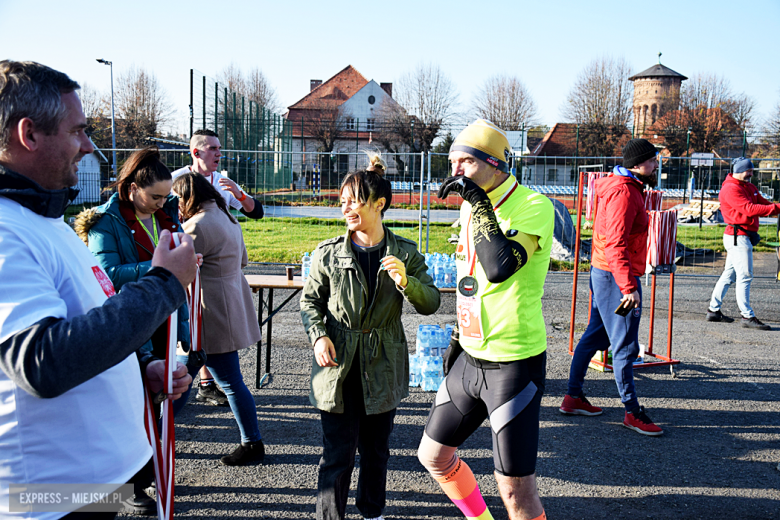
[96,59,117,177]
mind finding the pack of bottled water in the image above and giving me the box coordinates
[410,323,455,391]
[424,253,457,289]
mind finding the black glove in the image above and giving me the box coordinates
[442,326,462,376]
[438,175,490,207]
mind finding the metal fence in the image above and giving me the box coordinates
[70,148,780,275]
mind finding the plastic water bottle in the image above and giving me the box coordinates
[409,354,421,387]
[417,326,431,357]
[434,254,445,288]
[301,252,311,282]
[443,257,454,288]
[421,356,444,392]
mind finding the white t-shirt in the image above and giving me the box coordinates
[171,166,243,210]
[0,197,151,519]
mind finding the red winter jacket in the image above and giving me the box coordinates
[590,174,648,294]
[718,174,780,235]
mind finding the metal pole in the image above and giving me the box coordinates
[574,125,579,188]
[410,121,415,204]
[202,75,206,131]
[426,150,432,253]
[684,128,691,204]
[355,118,359,170]
[189,69,193,139]
[569,170,585,355]
[519,123,525,184]
[97,60,117,176]
[742,130,747,157]
[699,166,706,229]
[418,151,425,248]
[109,62,116,177]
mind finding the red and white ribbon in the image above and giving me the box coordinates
[142,233,202,520]
[644,190,663,212]
[586,172,608,220]
[646,209,678,267]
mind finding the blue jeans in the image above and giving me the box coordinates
[171,354,199,418]
[708,234,754,319]
[177,350,261,444]
[568,267,642,412]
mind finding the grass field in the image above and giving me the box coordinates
[66,203,778,269]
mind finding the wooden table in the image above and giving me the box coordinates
[246,274,455,388]
[246,275,304,388]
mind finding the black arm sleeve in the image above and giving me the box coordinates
[239,198,264,219]
[471,199,528,284]
[0,267,186,399]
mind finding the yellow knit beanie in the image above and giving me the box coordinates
[450,119,512,173]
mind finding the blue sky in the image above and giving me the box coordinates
[2,0,778,135]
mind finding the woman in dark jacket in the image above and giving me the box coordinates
[300,152,440,520]
[76,147,190,361]
[75,146,195,514]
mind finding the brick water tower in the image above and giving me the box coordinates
[629,54,687,137]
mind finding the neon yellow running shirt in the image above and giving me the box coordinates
[455,175,554,362]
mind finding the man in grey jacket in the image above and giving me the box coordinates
[0,60,195,519]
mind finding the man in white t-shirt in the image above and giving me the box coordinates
[171,129,264,218]
[172,129,264,406]
[0,60,195,519]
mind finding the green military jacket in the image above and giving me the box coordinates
[300,226,440,415]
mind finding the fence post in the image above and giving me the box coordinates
[189,69,193,139]
[426,150,432,253]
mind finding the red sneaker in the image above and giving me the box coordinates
[623,406,663,436]
[559,394,603,416]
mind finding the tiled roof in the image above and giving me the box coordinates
[288,65,369,110]
[530,123,578,156]
[629,63,687,81]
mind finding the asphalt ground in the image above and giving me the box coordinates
[121,253,780,520]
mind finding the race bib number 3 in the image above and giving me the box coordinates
[457,294,484,340]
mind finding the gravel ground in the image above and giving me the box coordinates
[121,253,780,520]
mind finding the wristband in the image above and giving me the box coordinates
[237,191,248,202]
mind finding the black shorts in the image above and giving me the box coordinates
[424,351,546,477]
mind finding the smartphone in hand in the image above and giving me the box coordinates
[615,301,632,317]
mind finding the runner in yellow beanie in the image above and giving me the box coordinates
[418,119,552,520]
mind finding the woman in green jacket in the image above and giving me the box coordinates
[300,152,440,520]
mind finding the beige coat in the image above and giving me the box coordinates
[182,201,261,354]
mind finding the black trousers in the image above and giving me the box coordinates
[316,364,396,520]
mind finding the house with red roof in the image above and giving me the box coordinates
[284,65,406,174]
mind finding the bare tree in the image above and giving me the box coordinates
[218,63,279,112]
[393,63,459,152]
[246,67,280,113]
[762,91,780,151]
[374,99,414,173]
[562,56,634,127]
[654,73,753,155]
[78,83,113,148]
[305,100,350,154]
[114,65,173,147]
[472,74,538,130]
[561,56,633,157]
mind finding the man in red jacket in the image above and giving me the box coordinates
[706,158,780,330]
[560,138,664,436]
